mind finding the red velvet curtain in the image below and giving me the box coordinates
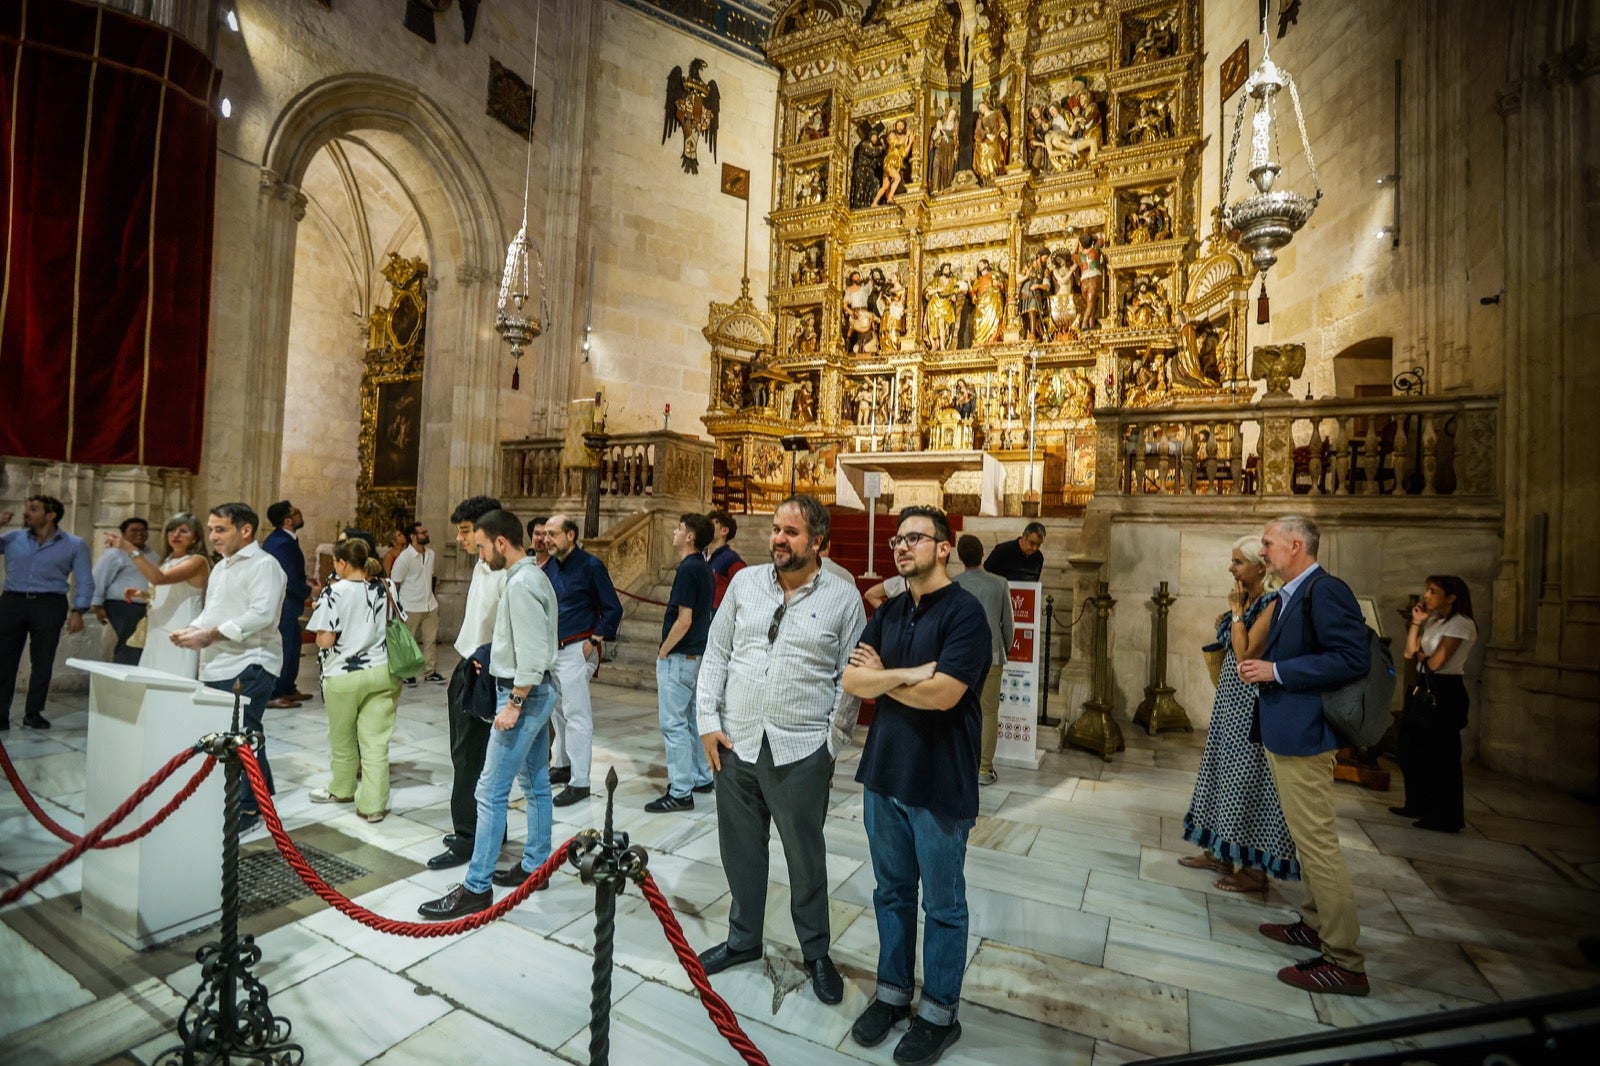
[0,0,219,470]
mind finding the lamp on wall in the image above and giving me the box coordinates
[1219,0,1322,324]
[494,7,547,390]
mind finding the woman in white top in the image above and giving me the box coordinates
[306,537,403,822]
[1395,575,1478,833]
[104,513,210,678]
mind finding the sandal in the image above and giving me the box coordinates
[1178,853,1231,874]
[1215,870,1268,893]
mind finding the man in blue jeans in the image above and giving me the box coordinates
[419,508,560,919]
[646,513,715,812]
[172,503,287,832]
[844,506,992,1066]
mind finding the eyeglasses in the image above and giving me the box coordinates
[768,603,787,644]
[888,532,936,551]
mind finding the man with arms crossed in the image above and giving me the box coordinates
[173,503,287,832]
[647,513,717,812]
[1238,514,1371,995]
[843,507,992,1065]
[429,495,507,871]
[420,509,560,918]
[696,495,865,1005]
[0,496,93,730]
[542,512,622,806]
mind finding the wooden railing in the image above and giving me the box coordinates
[1096,395,1498,500]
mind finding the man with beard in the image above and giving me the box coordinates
[391,521,444,685]
[0,496,93,729]
[262,501,312,708]
[427,495,507,871]
[420,508,560,919]
[844,506,992,1065]
[695,495,865,1006]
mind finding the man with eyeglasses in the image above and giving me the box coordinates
[843,506,992,1065]
[982,521,1046,583]
[695,495,865,1007]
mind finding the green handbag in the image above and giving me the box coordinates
[383,585,427,680]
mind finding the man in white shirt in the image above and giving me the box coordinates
[391,521,443,686]
[92,516,158,665]
[428,495,509,871]
[172,503,287,832]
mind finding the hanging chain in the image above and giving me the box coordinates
[1285,75,1323,200]
[1220,94,1248,213]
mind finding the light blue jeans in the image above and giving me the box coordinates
[464,682,556,894]
[656,653,713,798]
[863,789,974,1026]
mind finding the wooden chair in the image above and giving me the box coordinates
[712,457,751,513]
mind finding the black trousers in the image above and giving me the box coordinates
[1398,673,1468,830]
[0,592,70,724]
[272,602,303,699]
[102,599,147,666]
[447,658,495,848]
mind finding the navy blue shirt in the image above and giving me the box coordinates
[662,552,714,656]
[262,527,310,604]
[543,546,623,642]
[855,581,992,820]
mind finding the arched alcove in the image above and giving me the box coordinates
[1332,336,1394,397]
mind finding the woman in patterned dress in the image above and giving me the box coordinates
[1179,535,1300,892]
[306,537,403,823]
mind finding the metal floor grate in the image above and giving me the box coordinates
[237,843,369,917]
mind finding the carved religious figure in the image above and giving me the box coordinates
[872,119,915,205]
[795,99,829,143]
[1123,346,1170,407]
[794,308,820,354]
[1173,312,1225,388]
[879,271,907,351]
[1026,105,1051,173]
[1017,250,1056,343]
[1073,234,1106,330]
[923,262,964,351]
[851,121,888,208]
[1125,193,1173,243]
[1046,78,1102,170]
[955,0,979,81]
[972,96,1009,185]
[968,259,1007,345]
[791,241,824,286]
[790,376,817,421]
[928,101,960,193]
[1128,12,1177,66]
[793,163,827,207]
[1048,251,1081,339]
[720,361,747,409]
[1123,276,1171,329]
[843,270,880,352]
[1125,95,1175,144]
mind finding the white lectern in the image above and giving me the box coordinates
[68,658,235,949]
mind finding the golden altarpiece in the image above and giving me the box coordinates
[702,0,1254,512]
[357,253,429,535]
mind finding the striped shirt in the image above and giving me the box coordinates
[696,562,866,765]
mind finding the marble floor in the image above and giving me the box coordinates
[3,663,1599,1065]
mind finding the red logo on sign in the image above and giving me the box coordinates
[1010,587,1036,625]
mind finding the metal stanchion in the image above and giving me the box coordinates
[1133,581,1192,734]
[569,767,649,1066]
[157,683,301,1066]
[1064,582,1125,761]
[1037,594,1060,728]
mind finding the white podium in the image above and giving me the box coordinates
[68,659,235,949]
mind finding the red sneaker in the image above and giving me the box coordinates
[1258,920,1322,949]
[1277,956,1370,996]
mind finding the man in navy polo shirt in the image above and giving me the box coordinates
[843,505,991,1066]
[647,512,716,812]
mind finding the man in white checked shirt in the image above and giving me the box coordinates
[696,495,865,1007]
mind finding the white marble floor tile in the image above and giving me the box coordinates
[1081,869,1212,939]
[408,920,643,1053]
[296,877,472,973]
[965,886,1109,966]
[1362,822,1569,883]
[836,998,1098,1066]
[1101,919,1318,1021]
[244,957,449,1066]
[4,976,183,1065]
[1462,943,1600,1001]
[1187,990,1330,1050]
[1026,826,1144,879]
[0,919,96,1041]
[162,921,353,1002]
[366,1008,566,1064]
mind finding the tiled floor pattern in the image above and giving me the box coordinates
[3,663,1598,1064]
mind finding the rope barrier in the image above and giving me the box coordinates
[237,745,572,937]
[617,588,670,608]
[1,746,213,907]
[638,875,772,1066]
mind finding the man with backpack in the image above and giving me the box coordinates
[1238,515,1371,996]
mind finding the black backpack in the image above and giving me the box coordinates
[1301,573,1397,748]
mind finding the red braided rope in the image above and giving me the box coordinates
[238,745,572,937]
[1,746,212,907]
[638,874,771,1066]
[618,588,670,608]
[0,735,215,851]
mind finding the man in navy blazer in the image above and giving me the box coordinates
[262,501,312,708]
[1238,515,1371,996]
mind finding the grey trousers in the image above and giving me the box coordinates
[715,737,834,962]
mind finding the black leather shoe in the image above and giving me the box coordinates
[1388,806,1416,817]
[893,1018,962,1065]
[238,813,261,835]
[418,884,493,919]
[549,765,572,785]
[442,833,463,848]
[644,792,694,813]
[553,786,590,807]
[698,941,762,975]
[691,783,715,794]
[491,865,548,889]
[852,999,912,1047]
[426,848,471,870]
[806,953,844,1004]
[22,715,50,730]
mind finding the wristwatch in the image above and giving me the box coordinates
[508,692,525,708]
[1231,615,1243,623]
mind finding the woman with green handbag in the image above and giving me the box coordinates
[306,537,406,823]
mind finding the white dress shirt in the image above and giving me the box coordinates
[454,559,507,657]
[190,542,288,682]
[390,545,438,612]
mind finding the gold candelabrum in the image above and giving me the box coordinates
[1133,580,1192,734]
[1065,581,1125,761]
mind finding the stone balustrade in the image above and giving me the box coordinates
[499,431,715,531]
[1095,394,1499,504]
